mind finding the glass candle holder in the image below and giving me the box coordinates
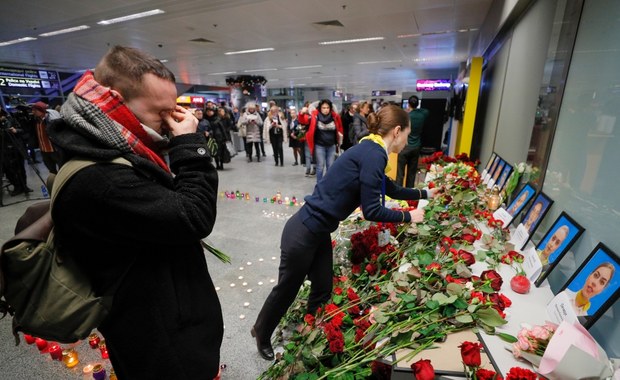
[109,369,118,380]
[88,333,101,349]
[62,349,79,368]
[82,364,94,380]
[92,364,106,380]
[35,338,48,352]
[49,343,63,360]
[23,334,36,344]
[99,341,109,359]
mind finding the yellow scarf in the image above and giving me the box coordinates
[360,133,391,173]
[575,290,591,313]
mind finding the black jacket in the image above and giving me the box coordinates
[48,120,223,379]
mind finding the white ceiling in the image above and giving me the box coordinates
[0,0,493,96]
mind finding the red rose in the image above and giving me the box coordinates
[334,287,343,295]
[476,368,499,380]
[366,263,378,276]
[352,265,361,274]
[304,314,315,326]
[328,337,344,353]
[461,233,476,244]
[428,181,435,189]
[459,341,483,368]
[411,359,435,380]
[505,366,538,380]
[426,262,442,271]
[348,305,361,316]
[455,249,476,266]
[481,270,503,291]
[347,288,360,302]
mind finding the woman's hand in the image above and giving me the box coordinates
[409,208,425,223]
[426,188,439,198]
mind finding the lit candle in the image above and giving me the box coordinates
[62,349,79,368]
[109,369,118,380]
[92,364,106,380]
[82,364,94,380]
[88,333,101,349]
[49,343,63,360]
[23,334,36,344]
[35,337,48,352]
[99,340,109,359]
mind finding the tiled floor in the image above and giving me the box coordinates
[0,146,317,379]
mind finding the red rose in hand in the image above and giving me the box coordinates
[476,368,500,380]
[510,275,531,294]
[481,270,503,291]
[459,341,483,367]
[411,359,435,380]
[304,314,315,325]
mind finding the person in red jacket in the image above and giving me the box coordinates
[298,99,343,181]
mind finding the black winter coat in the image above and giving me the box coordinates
[48,120,223,379]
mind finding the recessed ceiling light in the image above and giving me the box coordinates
[39,25,90,37]
[243,68,278,73]
[318,37,384,45]
[397,33,421,39]
[284,65,323,70]
[98,9,165,25]
[225,48,274,55]
[357,60,402,65]
[0,36,37,47]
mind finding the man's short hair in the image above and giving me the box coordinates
[408,95,419,108]
[94,46,175,101]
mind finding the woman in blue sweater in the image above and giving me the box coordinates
[251,105,433,360]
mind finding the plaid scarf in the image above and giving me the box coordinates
[61,70,170,173]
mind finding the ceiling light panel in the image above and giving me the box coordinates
[0,37,36,47]
[318,37,384,45]
[98,9,165,25]
[39,25,90,37]
[225,48,274,55]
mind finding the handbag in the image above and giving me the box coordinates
[226,141,236,158]
[0,157,132,344]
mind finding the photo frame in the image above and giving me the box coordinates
[558,243,620,328]
[496,162,513,191]
[481,152,497,178]
[534,212,585,286]
[519,192,553,248]
[506,183,536,221]
[491,159,506,183]
[485,155,502,184]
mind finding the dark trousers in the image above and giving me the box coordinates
[396,145,420,188]
[253,212,333,343]
[246,141,261,160]
[271,134,284,165]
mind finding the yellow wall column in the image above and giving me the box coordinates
[456,57,483,156]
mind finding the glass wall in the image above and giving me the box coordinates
[541,0,620,356]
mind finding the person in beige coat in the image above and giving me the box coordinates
[237,102,264,162]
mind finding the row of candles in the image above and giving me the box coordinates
[221,190,302,206]
[22,332,115,379]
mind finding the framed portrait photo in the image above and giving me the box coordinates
[487,158,506,189]
[534,212,585,286]
[558,243,620,328]
[484,155,502,184]
[481,152,497,178]
[496,162,513,191]
[506,183,536,220]
[520,191,553,239]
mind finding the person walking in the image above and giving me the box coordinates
[266,105,287,166]
[238,102,263,162]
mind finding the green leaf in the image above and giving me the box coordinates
[372,309,389,324]
[425,300,440,310]
[476,250,488,260]
[399,294,417,303]
[445,295,458,304]
[446,282,463,296]
[467,304,478,313]
[454,298,469,310]
[475,307,507,327]
[442,228,454,237]
[333,294,343,305]
[393,330,414,345]
[431,292,448,304]
[442,304,457,317]
[455,314,474,324]
[496,332,518,343]
[418,252,434,266]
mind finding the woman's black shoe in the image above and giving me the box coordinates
[251,327,274,360]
